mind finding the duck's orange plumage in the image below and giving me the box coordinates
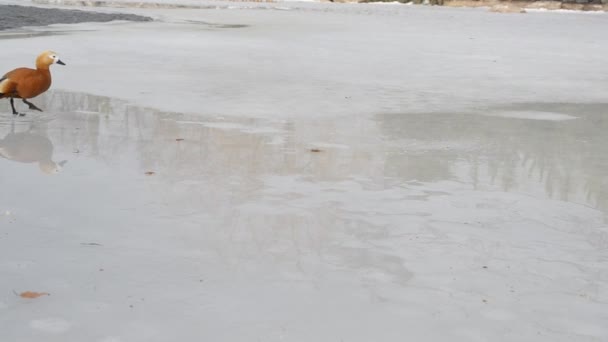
[0,51,65,116]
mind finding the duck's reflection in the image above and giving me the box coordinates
[0,130,66,174]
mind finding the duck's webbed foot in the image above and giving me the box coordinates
[23,99,43,112]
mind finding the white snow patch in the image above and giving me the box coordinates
[485,110,578,121]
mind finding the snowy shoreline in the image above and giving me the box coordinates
[0,0,603,13]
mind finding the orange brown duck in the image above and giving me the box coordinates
[0,51,65,116]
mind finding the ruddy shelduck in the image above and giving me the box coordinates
[0,51,65,116]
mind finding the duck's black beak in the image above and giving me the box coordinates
[57,60,66,66]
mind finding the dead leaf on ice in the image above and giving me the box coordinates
[145,171,156,176]
[19,291,50,299]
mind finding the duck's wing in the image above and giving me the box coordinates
[0,75,6,97]
[0,74,16,98]
[0,68,35,97]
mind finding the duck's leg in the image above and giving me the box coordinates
[22,99,42,112]
[9,98,21,116]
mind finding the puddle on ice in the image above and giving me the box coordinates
[0,92,606,222]
[0,91,607,213]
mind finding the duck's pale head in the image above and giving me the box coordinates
[36,50,66,69]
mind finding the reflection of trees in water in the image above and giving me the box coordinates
[36,91,608,214]
[38,91,608,213]
[45,90,388,184]
[378,103,608,212]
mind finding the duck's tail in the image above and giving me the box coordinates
[0,76,9,98]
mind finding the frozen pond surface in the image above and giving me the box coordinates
[0,1,607,341]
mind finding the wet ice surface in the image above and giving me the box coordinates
[1,91,607,341]
[0,2,608,341]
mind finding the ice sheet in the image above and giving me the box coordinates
[0,2,607,341]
